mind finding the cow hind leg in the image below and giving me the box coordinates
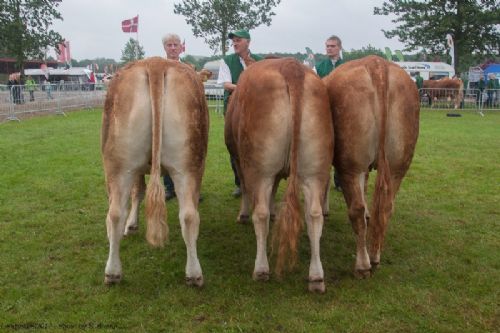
[174,173,203,287]
[237,179,251,224]
[104,173,135,284]
[368,174,403,269]
[302,178,326,293]
[251,178,274,281]
[124,175,146,236]
[341,172,371,278]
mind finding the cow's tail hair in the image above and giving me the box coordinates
[273,60,305,277]
[370,59,392,252]
[145,63,168,247]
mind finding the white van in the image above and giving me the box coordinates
[395,62,455,81]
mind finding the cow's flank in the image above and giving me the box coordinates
[101,57,208,286]
[324,55,419,278]
[225,58,333,292]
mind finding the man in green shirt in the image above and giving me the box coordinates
[415,72,424,90]
[315,35,344,78]
[217,29,263,197]
[315,35,344,191]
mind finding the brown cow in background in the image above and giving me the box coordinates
[422,77,464,109]
[101,57,208,287]
[324,56,419,277]
[225,58,333,293]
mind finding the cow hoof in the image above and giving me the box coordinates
[185,275,204,288]
[354,268,372,279]
[308,278,326,293]
[124,225,139,236]
[104,274,122,285]
[253,271,270,281]
[237,214,250,224]
[370,261,380,273]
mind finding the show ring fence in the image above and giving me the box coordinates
[1,83,497,122]
[1,81,225,122]
[418,88,499,113]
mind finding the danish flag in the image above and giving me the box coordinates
[122,15,138,33]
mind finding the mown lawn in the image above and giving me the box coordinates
[0,109,498,332]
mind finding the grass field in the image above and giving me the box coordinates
[0,109,498,332]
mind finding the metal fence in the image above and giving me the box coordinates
[1,81,225,122]
[418,88,500,113]
[0,82,106,122]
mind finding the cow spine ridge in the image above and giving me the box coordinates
[370,59,392,248]
[145,64,169,247]
[273,60,305,277]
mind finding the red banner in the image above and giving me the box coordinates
[57,40,71,63]
[122,15,138,33]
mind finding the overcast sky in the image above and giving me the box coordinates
[51,0,406,61]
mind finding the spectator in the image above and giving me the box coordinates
[88,72,96,91]
[476,75,485,107]
[217,29,263,197]
[486,73,498,107]
[44,79,53,99]
[7,73,23,104]
[315,35,344,78]
[25,75,36,102]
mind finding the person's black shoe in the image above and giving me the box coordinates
[165,191,176,201]
[232,187,242,198]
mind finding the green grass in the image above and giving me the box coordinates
[0,109,498,332]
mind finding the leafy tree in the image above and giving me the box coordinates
[174,0,281,56]
[374,0,500,73]
[0,0,63,77]
[120,38,145,64]
[343,45,385,62]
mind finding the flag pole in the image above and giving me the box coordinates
[136,15,139,60]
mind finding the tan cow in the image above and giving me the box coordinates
[324,56,419,277]
[422,77,464,109]
[225,58,334,293]
[101,57,208,286]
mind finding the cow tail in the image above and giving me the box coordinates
[145,65,168,247]
[273,61,305,277]
[370,60,392,252]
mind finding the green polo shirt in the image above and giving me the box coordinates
[315,58,344,78]
[223,53,264,112]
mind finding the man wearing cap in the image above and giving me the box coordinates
[217,29,263,198]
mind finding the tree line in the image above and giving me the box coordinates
[1,0,498,77]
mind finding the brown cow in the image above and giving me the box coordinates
[225,58,334,293]
[101,57,208,286]
[324,56,419,277]
[422,77,464,109]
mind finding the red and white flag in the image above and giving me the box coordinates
[57,40,71,63]
[122,15,138,33]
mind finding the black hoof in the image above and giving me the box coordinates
[104,274,122,285]
[185,276,204,287]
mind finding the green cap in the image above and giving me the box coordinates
[228,29,250,40]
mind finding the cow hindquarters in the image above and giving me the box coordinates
[104,171,136,284]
